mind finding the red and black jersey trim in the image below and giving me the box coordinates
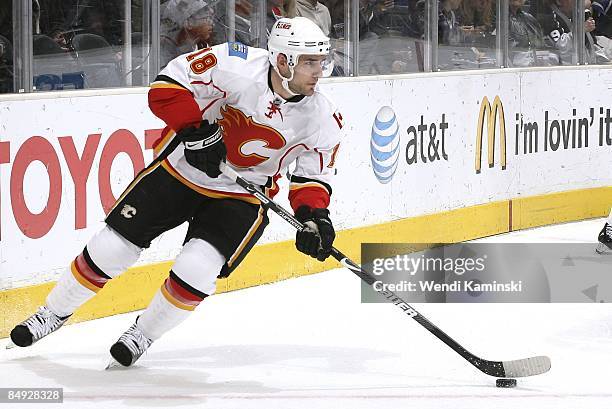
[288,175,332,211]
[82,247,112,280]
[154,74,190,92]
[289,175,332,196]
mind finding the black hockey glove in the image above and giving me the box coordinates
[178,120,226,178]
[295,206,335,261]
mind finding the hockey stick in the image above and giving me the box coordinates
[219,162,551,378]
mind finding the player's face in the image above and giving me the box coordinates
[288,55,328,96]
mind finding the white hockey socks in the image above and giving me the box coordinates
[46,226,142,317]
[46,269,96,318]
[136,289,193,340]
[137,239,225,340]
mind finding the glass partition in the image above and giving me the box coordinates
[533,0,610,65]
[507,0,552,67]
[0,3,13,93]
[324,0,425,75]
[0,0,607,95]
[29,0,151,90]
[435,0,498,71]
[533,0,579,65]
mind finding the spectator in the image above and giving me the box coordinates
[325,0,392,39]
[296,0,332,36]
[537,0,575,63]
[59,0,124,46]
[587,0,612,60]
[402,0,426,39]
[160,0,216,68]
[211,0,294,46]
[457,0,495,32]
[212,0,256,46]
[538,0,609,64]
[327,0,381,74]
[439,0,463,45]
[36,0,68,41]
[325,0,404,74]
[456,0,495,46]
[268,0,297,34]
[508,0,548,66]
[592,0,612,37]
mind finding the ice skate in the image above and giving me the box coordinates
[8,306,70,348]
[108,319,153,368]
[596,223,612,254]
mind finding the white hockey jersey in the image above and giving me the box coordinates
[149,42,344,209]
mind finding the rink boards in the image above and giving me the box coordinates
[1,66,611,337]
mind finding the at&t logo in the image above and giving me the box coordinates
[370,106,401,184]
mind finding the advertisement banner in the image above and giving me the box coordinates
[1,67,611,289]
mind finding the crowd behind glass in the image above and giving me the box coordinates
[1,0,611,93]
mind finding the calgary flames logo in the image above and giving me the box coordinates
[218,105,287,168]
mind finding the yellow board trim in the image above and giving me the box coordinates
[511,187,612,230]
[2,186,611,339]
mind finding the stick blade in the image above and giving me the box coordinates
[502,355,551,377]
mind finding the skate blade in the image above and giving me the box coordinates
[596,243,612,255]
[5,340,17,349]
[105,357,126,370]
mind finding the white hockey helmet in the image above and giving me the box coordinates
[268,17,333,78]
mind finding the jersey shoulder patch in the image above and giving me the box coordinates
[228,42,249,59]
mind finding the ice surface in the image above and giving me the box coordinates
[1,218,611,408]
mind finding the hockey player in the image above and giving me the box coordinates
[9,17,343,367]
[596,208,612,254]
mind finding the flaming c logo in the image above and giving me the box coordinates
[218,106,287,168]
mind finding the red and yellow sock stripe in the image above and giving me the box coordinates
[70,252,109,293]
[160,275,206,311]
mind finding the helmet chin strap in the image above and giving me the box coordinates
[273,65,298,97]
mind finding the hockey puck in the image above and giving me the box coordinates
[496,378,517,388]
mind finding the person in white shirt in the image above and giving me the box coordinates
[296,0,332,36]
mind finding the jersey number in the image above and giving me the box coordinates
[187,48,217,74]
